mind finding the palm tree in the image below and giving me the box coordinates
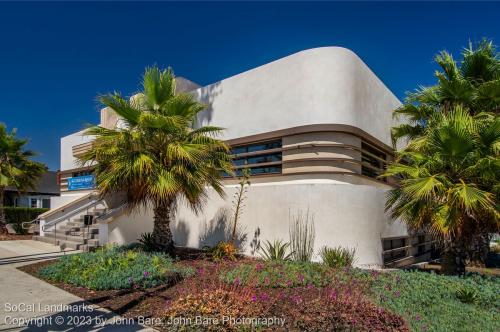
[78,66,232,252]
[0,124,47,233]
[386,40,499,274]
[385,107,499,274]
[391,39,499,145]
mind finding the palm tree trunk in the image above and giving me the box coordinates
[442,240,467,275]
[0,187,7,234]
[152,203,174,253]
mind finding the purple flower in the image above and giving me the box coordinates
[251,295,257,302]
[255,263,264,271]
[286,280,293,287]
[197,267,205,275]
[233,278,241,286]
[394,291,401,297]
[415,315,421,321]
[307,283,314,290]
[143,271,149,278]
[261,293,270,302]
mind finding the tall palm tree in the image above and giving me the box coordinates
[391,39,500,145]
[386,40,499,274]
[0,124,46,233]
[79,66,232,252]
[385,107,499,274]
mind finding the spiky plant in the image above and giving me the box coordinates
[289,209,315,262]
[259,239,293,261]
[230,168,250,244]
[79,66,232,252]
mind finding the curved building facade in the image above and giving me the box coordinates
[47,47,433,267]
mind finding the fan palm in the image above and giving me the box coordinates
[0,124,46,232]
[384,107,499,274]
[79,66,232,252]
[392,39,500,145]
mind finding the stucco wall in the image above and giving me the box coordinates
[107,181,407,267]
[60,130,93,171]
[195,47,401,147]
[175,182,406,267]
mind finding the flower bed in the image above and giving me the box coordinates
[164,261,408,331]
[39,245,193,290]
[219,261,334,287]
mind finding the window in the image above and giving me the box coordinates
[72,170,93,177]
[361,142,387,180]
[383,238,408,263]
[30,198,39,208]
[226,140,282,177]
[42,198,51,209]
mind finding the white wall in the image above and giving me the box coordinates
[195,47,401,147]
[60,130,94,171]
[107,181,407,267]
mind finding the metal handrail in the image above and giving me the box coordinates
[21,218,39,230]
[93,202,127,223]
[42,197,104,232]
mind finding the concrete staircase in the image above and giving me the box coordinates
[33,209,105,251]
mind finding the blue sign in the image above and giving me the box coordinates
[67,175,95,191]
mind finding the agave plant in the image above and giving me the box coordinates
[259,239,293,261]
[456,287,479,304]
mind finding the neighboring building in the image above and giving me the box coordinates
[35,47,433,267]
[4,171,60,209]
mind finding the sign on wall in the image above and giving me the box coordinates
[67,175,95,191]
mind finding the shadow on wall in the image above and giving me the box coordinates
[198,208,247,249]
[195,81,221,126]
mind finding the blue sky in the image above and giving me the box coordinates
[0,1,499,170]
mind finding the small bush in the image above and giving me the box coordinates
[39,245,193,290]
[259,240,293,261]
[320,246,356,268]
[220,261,333,288]
[456,287,479,304]
[138,232,156,252]
[2,207,48,234]
[204,241,238,261]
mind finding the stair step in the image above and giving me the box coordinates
[33,236,99,250]
[57,225,99,234]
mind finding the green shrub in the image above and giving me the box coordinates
[1,207,48,234]
[259,239,293,261]
[369,270,500,332]
[39,245,194,290]
[220,261,333,288]
[319,246,356,268]
[456,287,479,304]
[138,232,156,252]
[203,241,238,261]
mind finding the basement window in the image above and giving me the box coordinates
[383,237,408,263]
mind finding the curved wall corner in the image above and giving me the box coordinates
[195,47,401,147]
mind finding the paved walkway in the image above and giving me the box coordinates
[0,240,155,331]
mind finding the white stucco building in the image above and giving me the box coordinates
[34,47,433,267]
